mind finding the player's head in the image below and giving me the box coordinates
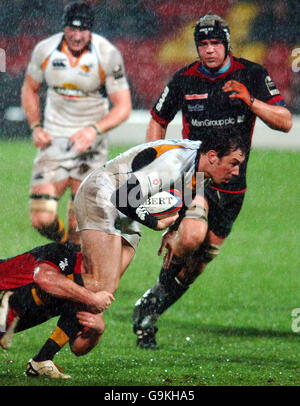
[194,14,230,69]
[199,128,247,184]
[63,1,94,53]
[194,14,230,55]
[62,1,94,31]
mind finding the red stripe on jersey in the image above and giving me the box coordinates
[267,95,284,105]
[211,186,247,194]
[250,116,256,144]
[184,93,208,100]
[182,55,246,82]
[74,252,83,274]
[36,260,61,273]
[182,114,190,139]
[0,253,36,290]
[150,109,170,127]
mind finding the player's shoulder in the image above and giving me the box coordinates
[31,32,63,59]
[232,55,267,74]
[34,32,63,51]
[91,32,119,54]
[29,242,76,264]
[174,61,200,77]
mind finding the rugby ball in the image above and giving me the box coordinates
[144,189,183,219]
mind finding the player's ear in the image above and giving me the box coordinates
[207,150,218,165]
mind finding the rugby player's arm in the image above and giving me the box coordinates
[33,262,114,311]
[250,99,293,132]
[95,88,132,133]
[21,73,42,128]
[146,118,167,142]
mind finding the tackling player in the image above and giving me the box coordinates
[0,242,114,378]
[132,13,293,349]
[21,1,132,247]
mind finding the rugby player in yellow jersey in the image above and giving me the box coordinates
[21,1,132,247]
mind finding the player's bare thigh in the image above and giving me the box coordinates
[80,229,135,293]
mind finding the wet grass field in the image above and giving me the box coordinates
[0,140,299,389]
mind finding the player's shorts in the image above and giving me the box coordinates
[204,184,245,238]
[30,136,108,187]
[74,170,141,251]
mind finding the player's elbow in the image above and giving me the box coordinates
[284,114,293,132]
[278,110,293,133]
[33,267,52,293]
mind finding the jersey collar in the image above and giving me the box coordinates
[183,55,245,82]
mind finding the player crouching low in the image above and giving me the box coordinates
[0,242,114,379]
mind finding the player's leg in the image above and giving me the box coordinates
[26,300,81,379]
[80,229,124,293]
[133,189,245,349]
[68,178,82,247]
[30,179,69,243]
[133,196,210,348]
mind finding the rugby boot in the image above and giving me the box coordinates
[25,359,71,379]
[135,326,158,350]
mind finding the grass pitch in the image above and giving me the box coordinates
[0,140,299,388]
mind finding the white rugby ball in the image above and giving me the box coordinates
[144,189,183,219]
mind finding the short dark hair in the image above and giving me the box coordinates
[199,128,248,158]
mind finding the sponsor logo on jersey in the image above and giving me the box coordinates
[237,115,245,123]
[265,75,280,96]
[54,83,87,98]
[59,258,68,271]
[80,64,92,73]
[156,86,169,111]
[185,94,208,100]
[191,117,236,127]
[113,64,124,80]
[136,205,149,221]
[188,104,205,112]
[52,58,67,69]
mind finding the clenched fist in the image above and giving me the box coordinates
[222,80,254,106]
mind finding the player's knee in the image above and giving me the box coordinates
[179,227,207,255]
[29,194,58,228]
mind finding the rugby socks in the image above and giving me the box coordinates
[34,303,80,362]
[33,327,69,362]
[37,217,68,244]
[133,256,189,331]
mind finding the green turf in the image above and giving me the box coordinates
[0,140,299,387]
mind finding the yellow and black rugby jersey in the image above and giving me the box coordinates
[150,55,288,192]
[27,32,129,138]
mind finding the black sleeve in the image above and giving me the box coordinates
[30,243,77,277]
[151,73,183,125]
[111,175,159,230]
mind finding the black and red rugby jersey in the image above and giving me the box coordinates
[151,55,287,192]
[0,243,83,290]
